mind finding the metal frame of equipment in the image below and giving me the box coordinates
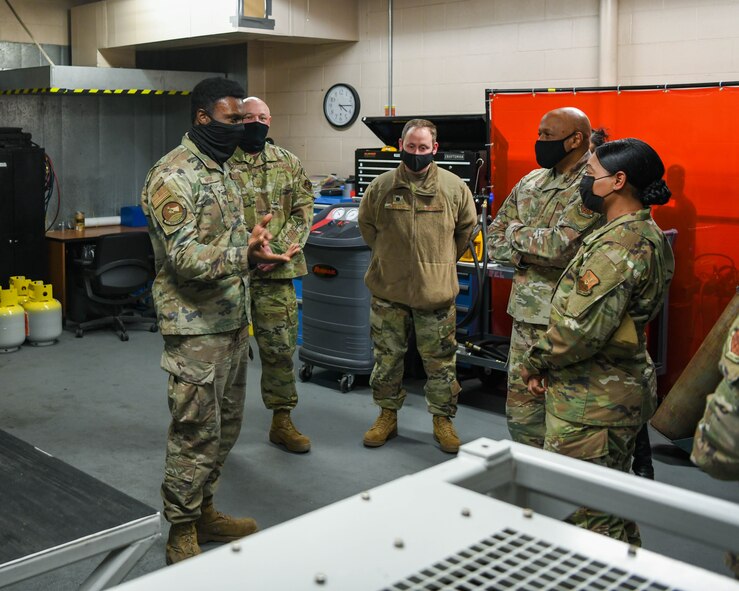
[0,518,161,591]
[112,438,739,591]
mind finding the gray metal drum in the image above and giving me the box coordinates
[298,202,373,393]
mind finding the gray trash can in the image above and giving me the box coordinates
[298,202,373,392]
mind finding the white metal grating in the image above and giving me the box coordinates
[384,528,682,591]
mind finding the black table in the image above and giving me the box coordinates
[0,430,160,590]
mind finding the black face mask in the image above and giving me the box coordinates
[240,121,270,153]
[579,174,614,213]
[188,118,244,165]
[534,131,577,169]
[401,150,435,172]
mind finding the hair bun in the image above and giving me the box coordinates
[640,179,671,206]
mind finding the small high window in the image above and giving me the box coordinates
[238,0,275,30]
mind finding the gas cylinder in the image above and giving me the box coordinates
[23,282,62,346]
[0,287,26,353]
[9,276,31,307]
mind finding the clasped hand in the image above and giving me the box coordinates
[520,365,548,397]
[247,213,301,267]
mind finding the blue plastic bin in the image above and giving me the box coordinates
[120,205,147,227]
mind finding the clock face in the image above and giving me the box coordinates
[323,84,360,128]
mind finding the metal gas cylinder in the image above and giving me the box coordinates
[23,282,62,346]
[0,287,26,353]
[9,276,31,307]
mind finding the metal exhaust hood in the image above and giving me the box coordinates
[0,65,223,95]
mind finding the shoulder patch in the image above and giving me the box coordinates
[161,201,187,226]
[576,269,600,296]
[731,328,739,357]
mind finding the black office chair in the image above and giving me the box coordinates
[73,232,157,341]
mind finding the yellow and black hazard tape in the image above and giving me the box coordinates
[0,88,190,96]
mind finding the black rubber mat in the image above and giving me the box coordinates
[0,429,156,564]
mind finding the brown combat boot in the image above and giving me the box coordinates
[363,408,398,447]
[166,521,201,565]
[195,500,259,544]
[269,410,311,453]
[433,415,461,454]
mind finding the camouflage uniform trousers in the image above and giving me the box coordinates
[507,320,548,448]
[160,325,250,524]
[545,412,641,545]
[250,277,299,411]
[369,296,461,416]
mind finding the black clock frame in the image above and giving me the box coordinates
[323,83,361,129]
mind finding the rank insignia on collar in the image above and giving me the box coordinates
[731,328,739,357]
[576,269,600,295]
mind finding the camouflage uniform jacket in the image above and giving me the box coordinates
[141,135,251,336]
[488,152,601,325]
[358,162,477,310]
[691,313,739,481]
[522,209,675,426]
[229,144,314,279]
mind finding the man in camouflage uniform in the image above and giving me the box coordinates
[691,312,739,578]
[487,107,601,448]
[142,78,299,565]
[229,97,315,453]
[358,119,477,454]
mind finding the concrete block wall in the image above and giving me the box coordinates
[618,0,739,84]
[0,0,80,47]
[249,0,739,179]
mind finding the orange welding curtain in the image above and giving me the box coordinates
[488,87,739,394]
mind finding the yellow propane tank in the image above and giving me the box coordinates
[9,276,31,307]
[0,287,26,353]
[23,282,62,346]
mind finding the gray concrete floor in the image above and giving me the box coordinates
[1,327,737,589]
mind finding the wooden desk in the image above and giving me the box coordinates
[45,225,148,318]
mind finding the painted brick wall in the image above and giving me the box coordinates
[249,0,739,178]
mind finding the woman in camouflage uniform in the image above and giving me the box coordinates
[521,138,675,545]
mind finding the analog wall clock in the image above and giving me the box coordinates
[323,83,360,129]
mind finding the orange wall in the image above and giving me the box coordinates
[487,87,739,394]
